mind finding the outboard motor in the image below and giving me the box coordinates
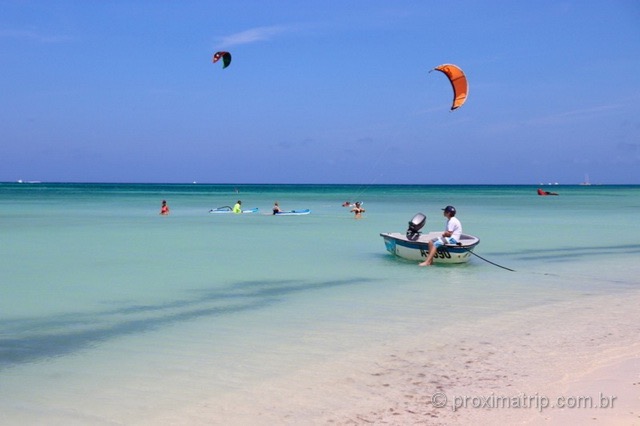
[406,213,426,241]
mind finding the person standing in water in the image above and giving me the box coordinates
[160,200,170,215]
[350,202,365,219]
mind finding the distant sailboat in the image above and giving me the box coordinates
[580,174,591,186]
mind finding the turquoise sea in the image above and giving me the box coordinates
[1,183,639,423]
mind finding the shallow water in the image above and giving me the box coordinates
[1,183,638,423]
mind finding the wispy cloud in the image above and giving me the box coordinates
[0,29,71,43]
[217,25,289,48]
[277,138,313,150]
[537,104,623,123]
[486,103,625,135]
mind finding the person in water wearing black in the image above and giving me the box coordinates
[350,202,365,218]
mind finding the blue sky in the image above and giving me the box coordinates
[1,1,639,184]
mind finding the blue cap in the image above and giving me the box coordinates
[442,205,456,214]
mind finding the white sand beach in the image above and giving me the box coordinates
[153,290,640,425]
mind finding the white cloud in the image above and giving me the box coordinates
[217,26,288,48]
[526,104,623,126]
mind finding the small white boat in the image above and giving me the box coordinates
[209,206,259,214]
[274,209,310,216]
[380,213,480,264]
[380,232,480,263]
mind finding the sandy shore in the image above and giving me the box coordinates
[547,356,640,425]
[150,290,640,425]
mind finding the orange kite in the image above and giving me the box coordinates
[431,64,468,110]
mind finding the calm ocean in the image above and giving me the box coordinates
[1,183,639,423]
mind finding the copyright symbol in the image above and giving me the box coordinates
[432,391,447,408]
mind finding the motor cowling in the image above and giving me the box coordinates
[406,213,426,240]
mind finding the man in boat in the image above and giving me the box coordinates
[232,200,242,214]
[419,205,462,266]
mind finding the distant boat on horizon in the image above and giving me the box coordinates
[579,174,592,186]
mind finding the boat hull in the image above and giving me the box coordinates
[380,232,480,264]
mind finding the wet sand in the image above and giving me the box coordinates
[144,290,640,425]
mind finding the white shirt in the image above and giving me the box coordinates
[446,217,462,241]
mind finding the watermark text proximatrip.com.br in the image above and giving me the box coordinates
[430,391,617,412]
